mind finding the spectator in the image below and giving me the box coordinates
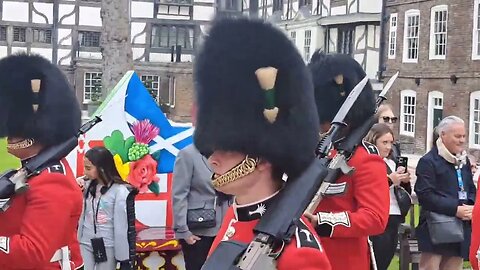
[172,144,229,270]
[376,104,401,163]
[366,123,412,270]
[415,116,475,270]
[78,147,132,270]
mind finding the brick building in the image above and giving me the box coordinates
[383,0,480,156]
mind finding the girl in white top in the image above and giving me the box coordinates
[78,147,132,270]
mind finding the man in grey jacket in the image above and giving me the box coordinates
[172,144,229,270]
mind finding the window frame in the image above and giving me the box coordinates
[388,13,398,59]
[429,5,448,60]
[32,28,53,44]
[400,89,417,137]
[304,29,311,62]
[151,24,195,50]
[141,75,161,103]
[470,91,480,149]
[473,0,480,60]
[79,31,101,47]
[83,72,102,103]
[402,9,420,63]
[13,26,26,42]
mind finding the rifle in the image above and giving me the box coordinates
[0,116,102,211]
[202,74,376,270]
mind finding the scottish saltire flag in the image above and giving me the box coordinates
[66,71,193,231]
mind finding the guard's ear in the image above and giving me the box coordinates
[334,74,343,85]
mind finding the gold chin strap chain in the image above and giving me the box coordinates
[7,138,35,150]
[211,156,259,189]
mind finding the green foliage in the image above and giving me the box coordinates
[0,139,20,171]
[103,130,135,163]
[148,181,160,195]
[127,142,149,161]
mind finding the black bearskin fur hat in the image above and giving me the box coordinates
[0,54,81,147]
[194,17,319,179]
[308,50,375,129]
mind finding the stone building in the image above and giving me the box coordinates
[383,0,480,155]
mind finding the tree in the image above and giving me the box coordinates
[100,0,134,98]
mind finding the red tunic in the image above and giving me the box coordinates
[314,143,390,270]
[0,159,84,270]
[470,182,480,270]
[209,196,332,270]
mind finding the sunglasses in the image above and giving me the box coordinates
[382,116,398,124]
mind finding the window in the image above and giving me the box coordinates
[338,27,354,55]
[473,0,480,59]
[403,10,420,63]
[290,31,296,45]
[83,72,102,103]
[79,31,101,47]
[304,30,311,62]
[13,27,26,42]
[33,29,52,44]
[151,25,195,50]
[400,90,416,136]
[157,4,191,16]
[273,0,282,12]
[429,5,448,59]
[0,26,6,41]
[470,91,480,148]
[388,13,397,59]
[141,75,160,103]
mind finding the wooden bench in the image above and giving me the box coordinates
[397,204,421,270]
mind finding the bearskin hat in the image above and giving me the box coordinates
[0,54,81,147]
[308,50,375,129]
[194,17,319,179]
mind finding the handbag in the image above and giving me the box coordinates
[187,198,217,229]
[426,211,464,244]
[394,186,412,217]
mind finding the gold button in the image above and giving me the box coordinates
[225,226,236,238]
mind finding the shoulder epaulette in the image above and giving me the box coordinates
[362,141,379,155]
[295,218,321,250]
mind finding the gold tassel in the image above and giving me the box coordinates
[255,67,279,124]
[31,79,41,112]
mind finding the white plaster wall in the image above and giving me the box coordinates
[133,47,145,61]
[58,28,73,46]
[131,23,147,44]
[131,1,154,18]
[150,53,192,62]
[193,6,215,21]
[58,49,72,65]
[59,4,76,25]
[157,14,190,20]
[328,28,337,52]
[355,25,366,50]
[321,0,331,17]
[347,0,357,13]
[79,6,101,27]
[366,50,379,78]
[78,51,102,59]
[194,0,214,3]
[374,25,380,48]
[353,53,364,67]
[30,48,52,61]
[367,25,375,48]
[32,3,54,24]
[3,1,29,22]
[315,27,325,51]
[359,0,381,13]
[11,47,27,55]
[331,5,346,16]
[0,46,8,59]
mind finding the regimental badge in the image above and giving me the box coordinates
[362,141,380,156]
[0,236,10,254]
[295,219,322,250]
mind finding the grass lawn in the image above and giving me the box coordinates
[0,138,20,171]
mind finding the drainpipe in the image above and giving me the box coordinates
[377,0,387,82]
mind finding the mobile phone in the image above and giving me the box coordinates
[396,157,408,173]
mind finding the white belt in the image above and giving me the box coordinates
[50,246,71,270]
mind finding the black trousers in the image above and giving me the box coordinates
[180,236,215,270]
[371,215,403,270]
